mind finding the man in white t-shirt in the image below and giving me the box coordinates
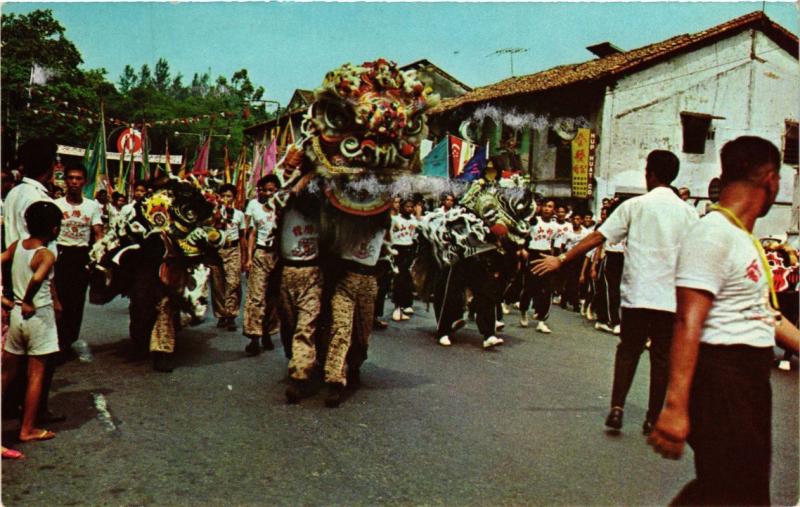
[551,205,571,305]
[648,137,800,505]
[210,184,246,331]
[324,218,390,408]
[54,165,103,357]
[273,173,323,404]
[560,214,589,312]
[533,150,698,434]
[242,175,280,355]
[390,199,418,322]
[519,199,559,333]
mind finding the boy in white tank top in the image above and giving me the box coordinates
[1,201,63,445]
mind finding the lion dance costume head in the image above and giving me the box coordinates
[298,58,435,216]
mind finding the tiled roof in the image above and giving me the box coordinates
[429,11,797,115]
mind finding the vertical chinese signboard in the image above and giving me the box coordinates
[571,128,597,198]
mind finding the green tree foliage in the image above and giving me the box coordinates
[118,65,138,93]
[1,9,115,153]
[138,64,153,89]
[2,9,273,173]
[154,58,170,92]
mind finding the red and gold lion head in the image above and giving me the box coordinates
[300,59,437,215]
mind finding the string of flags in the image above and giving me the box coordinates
[24,88,248,128]
[27,103,246,128]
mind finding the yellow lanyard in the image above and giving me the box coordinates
[709,204,780,311]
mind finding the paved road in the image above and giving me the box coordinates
[3,297,798,506]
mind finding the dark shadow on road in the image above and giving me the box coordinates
[172,328,254,369]
[357,364,431,391]
[90,338,150,364]
[48,388,116,433]
[86,326,252,370]
[2,388,115,442]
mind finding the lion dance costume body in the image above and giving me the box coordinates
[89,179,223,371]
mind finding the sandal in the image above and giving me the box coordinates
[2,447,24,459]
[19,429,56,442]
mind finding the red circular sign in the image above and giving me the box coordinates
[116,128,142,154]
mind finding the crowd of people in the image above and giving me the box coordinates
[1,135,798,506]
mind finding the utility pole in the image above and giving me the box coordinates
[488,48,528,76]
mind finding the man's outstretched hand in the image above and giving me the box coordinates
[531,255,561,275]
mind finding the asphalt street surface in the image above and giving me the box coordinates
[2,295,798,506]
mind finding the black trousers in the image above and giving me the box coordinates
[671,344,773,506]
[129,261,165,351]
[601,252,623,327]
[562,260,582,311]
[433,264,465,338]
[466,257,501,339]
[503,265,524,305]
[54,245,91,350]
[519,250,553,321]
[392,245,415,309]
[374,260,392,319]
[610,308,674,422]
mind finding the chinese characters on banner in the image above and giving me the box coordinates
[571,128,597,198]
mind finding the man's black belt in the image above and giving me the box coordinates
[56,244,91,252]
[341,259,378,276]
[283,258,319,268]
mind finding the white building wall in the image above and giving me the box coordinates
[595,30,799,235]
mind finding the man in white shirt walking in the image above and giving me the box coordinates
[519,199,558,333]
[648,137,800,505]
[533,150,697,434]
[210,184,246,331]
[53,164,103,359]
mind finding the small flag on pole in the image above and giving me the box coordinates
[83,103,108,198]
[140,124,150,180]
[192,136,210,181]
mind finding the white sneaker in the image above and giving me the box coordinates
[513,302,520,310]
[402,307,415,315]
[438,335,452,347]
[612,325,621,335]
[579,302,587,317]
[519,311,529,328]
[536,321,552,334]
[595,322,614,333]
[392,308,403,321]
[586,308,597,321]
[552,295,561,305]
[501,303,511,315]
[483,336,504,349]
[495,320,505,331]
[778,360,791,371]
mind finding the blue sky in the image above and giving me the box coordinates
[3,2,798,106]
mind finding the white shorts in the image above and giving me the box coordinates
[4,305,59,356]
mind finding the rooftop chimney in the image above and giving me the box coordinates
[586,42,624,58]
